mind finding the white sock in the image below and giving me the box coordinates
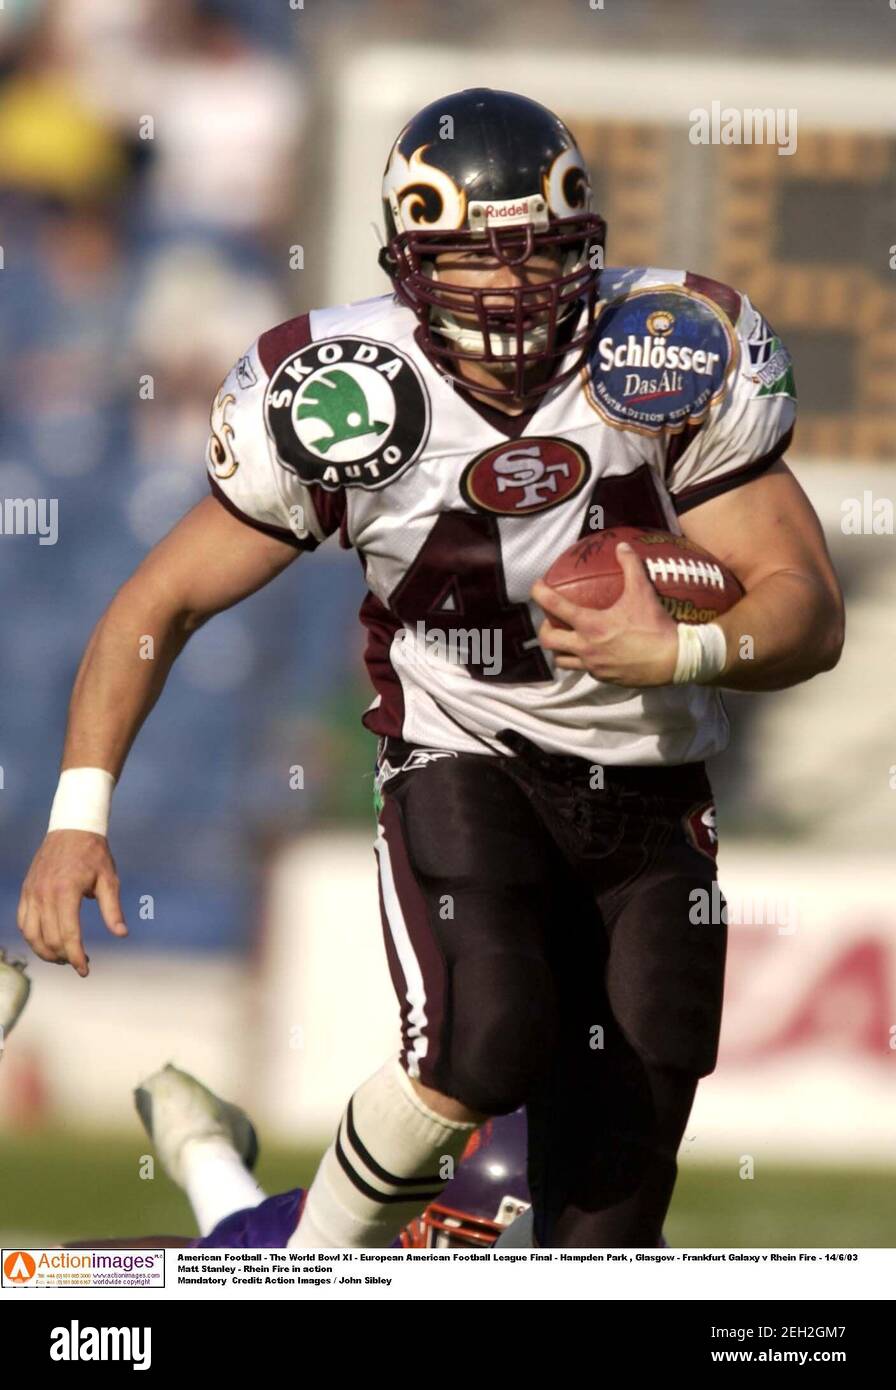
[289,1059,478,1249]
[179,1136,267,1237]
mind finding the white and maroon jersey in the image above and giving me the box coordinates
[206,266,796,765]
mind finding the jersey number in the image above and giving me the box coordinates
[389,513,551,684]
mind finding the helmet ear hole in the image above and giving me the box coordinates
[377,245,397,278]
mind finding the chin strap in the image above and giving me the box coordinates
[427,248,584,359]
[430,310,549,359]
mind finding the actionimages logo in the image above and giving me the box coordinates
[50,1321,152,1372]
[3,1250,36,1283]
[2,1246,165,1288]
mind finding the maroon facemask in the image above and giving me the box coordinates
[381,215,606,401]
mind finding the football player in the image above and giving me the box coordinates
[64,1063,532,1251]
[18,89,844,1248]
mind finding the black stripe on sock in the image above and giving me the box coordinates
[335,1126,445,1207]
[343,1096,445,1189]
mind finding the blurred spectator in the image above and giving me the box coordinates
[128,240,284,493]
[64,5,307,259]
[0,28,127,202]
[138,8,303,253]
[0,201,130,480]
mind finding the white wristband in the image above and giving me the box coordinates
[673,622,727,685]
[48,768,116,836]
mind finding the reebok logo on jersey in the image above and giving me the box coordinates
[235,353,257,389]
[49,1321,151,1371]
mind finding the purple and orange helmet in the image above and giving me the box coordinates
[401,1108,530,1248]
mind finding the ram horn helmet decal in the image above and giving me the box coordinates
[382,143,467,233]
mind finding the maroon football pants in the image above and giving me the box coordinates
[373,731,727,1247]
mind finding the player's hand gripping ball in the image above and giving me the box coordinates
[532,526,744,687]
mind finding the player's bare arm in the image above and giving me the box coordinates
[17,497,299,976]
[679,460,844,689]
[533,461,844,690]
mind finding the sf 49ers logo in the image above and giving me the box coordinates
[684,800,719,861]
[460,437,590,516]
[265,336,430,491]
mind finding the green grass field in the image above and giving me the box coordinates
[2,1127,893,1246]
[1,1128,320,1246]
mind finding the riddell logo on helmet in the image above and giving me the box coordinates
[468,197,546,228]
[485,202,527,218]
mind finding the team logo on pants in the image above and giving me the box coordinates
[265,336,430,491]
[683,800,719,860]
[460,438,590,515]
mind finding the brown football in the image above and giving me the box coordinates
[543,526,744,624]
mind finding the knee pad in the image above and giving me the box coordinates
[606,877,727,1076]
[386,892,552,1101]
[443,953,558,1114]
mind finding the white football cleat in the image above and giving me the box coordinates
[134,1063,258,1187]
[0,949,31,1054]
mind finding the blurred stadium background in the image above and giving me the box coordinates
[1,0,894,1246]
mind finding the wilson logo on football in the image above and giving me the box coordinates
[460,438,589,516]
